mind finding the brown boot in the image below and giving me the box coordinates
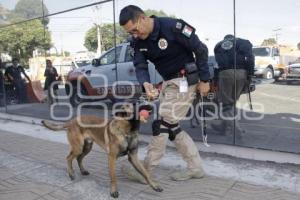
[170,169,205,181]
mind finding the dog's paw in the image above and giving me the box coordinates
[68,174,75,181]
[81,170,90,176]
[153,185,163,192]
[110,191,119,198]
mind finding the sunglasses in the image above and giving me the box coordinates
[128,18,141,35]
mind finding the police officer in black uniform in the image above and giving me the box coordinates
[5,58,31,103]
[44,59,59,104]
[212,34,254,135]
[119,5,210,183]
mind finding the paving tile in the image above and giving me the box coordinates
[22,165,73,187]
[0,130,299,200]
[0,166,15,180]
[0,191,40,200]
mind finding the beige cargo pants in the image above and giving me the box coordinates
[144,77,204,173]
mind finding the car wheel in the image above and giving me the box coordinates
[263,68,274,79]
[69,84,87,107]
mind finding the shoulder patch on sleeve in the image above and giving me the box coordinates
[174,19,195,38]
[182,24,194,38]
[221,40,233,50]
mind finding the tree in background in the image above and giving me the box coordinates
[297,42,300,51]
[12,0,49,26]
[84,24,127,52]
[0,4,10,25]
[0,20,51,64]
[261,38,277,46]
[0,1,51,64]
[84,9,175,52]
[144,9,175,18]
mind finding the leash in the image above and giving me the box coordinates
[198,93,210,147]
[247,79,253,110]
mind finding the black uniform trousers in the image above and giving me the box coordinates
[14,79,27,103]
[217,69,247,129]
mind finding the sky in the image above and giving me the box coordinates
[1,0,300,54]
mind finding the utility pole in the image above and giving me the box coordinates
[92,5,102,57]
[60,33,64,57]
[96,24,101,56]
[273,28,282,44]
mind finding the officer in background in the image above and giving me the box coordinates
[44,59,59,104]
[212,34,254,135]
[119,5,210,182]
[5,58,31,103]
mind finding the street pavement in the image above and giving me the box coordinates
[1,79,300,154]
[0,115,300,200]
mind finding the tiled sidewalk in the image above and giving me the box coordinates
[0,131,299,200]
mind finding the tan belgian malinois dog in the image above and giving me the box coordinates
[42,103,162,198]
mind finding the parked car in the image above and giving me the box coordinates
[65,42,230,107]
[283,63,300,84]
[65,42,163,107]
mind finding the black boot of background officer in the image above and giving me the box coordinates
[211,103,245,136]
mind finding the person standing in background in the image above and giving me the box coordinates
[5,58,31,104]
[212,34,254,136]
[44,59,59,104]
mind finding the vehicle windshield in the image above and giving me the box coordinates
[252,47,271,57]
[74,60,91,68]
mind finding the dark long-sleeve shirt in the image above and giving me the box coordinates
[132,17,210,85]
[214,37,255,77]
[44,67,58,90]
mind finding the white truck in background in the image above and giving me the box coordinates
[71,51,95,68]
[253,46,299,80]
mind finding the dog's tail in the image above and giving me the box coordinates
[41,120,69,131]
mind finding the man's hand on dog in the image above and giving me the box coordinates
[197,81,210,96]
[143,82,159,100]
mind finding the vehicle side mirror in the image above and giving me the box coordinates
[92,58,100,67]
[273,48,280,57]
